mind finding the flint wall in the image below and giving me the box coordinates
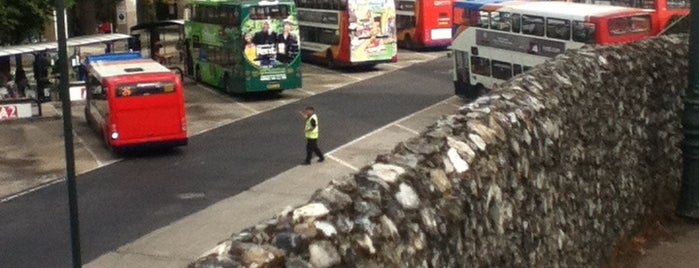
[191,35,688,267]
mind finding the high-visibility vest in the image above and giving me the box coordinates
[305,114,319,139]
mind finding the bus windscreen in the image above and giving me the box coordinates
[249,5,290,20]
[117,82,176,97]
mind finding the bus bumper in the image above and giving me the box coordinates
[112,138,188,153]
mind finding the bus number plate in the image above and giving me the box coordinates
[261,74,287,81]
[267,83,281,90]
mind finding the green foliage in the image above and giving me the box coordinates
[0,0,57,45]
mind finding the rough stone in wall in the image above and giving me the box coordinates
[189,34,688,267]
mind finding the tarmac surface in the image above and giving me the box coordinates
[0,50,461,267]
[2,48,698,267]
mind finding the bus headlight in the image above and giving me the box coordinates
[111,131,119,140]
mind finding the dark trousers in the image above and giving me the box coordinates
[305,138,324,163]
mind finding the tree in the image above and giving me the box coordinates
[0,0,58,46]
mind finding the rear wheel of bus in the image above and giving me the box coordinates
[325,49,335,69]
[223,73,234,94]
[195,65,202,83]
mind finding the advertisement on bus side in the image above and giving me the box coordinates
[348,0,397,62]
[242,5,300,82]
[475,29,566,58]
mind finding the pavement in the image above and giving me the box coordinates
[632,219,699,268]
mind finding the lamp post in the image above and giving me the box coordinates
[679,7,699,220]
[55,0,82,266]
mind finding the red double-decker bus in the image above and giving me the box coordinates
[396,0,454,49]
[568,0,689,31]
[84,52,187,152]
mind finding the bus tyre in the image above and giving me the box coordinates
[195,65,202,83]
[223,73,235,93]
[466,84,485,99]
[325,50,335,69]
[404,35,414,50]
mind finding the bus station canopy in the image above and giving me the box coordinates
[130,20,184,32]
[0,33,132,58]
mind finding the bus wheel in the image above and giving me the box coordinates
[404,35,414,50]
[195,65,202,83]
[325,50,335,69]
[466,84,485,99]
[223,73,233,93]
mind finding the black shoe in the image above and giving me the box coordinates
[318,158,325,163]
[301,161,311,165]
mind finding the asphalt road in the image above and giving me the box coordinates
[0,56,453,267]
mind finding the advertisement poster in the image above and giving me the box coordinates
[475,29,566,58]
[348,0,397,62]
[242,5,300,81]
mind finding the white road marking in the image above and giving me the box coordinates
[235,102,259,114]
[395,123,420,135]
[327,99,451,155]
[295,88,316,96]
[326,155,359,171]
[1,177,64,203]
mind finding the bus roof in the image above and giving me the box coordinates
[453,0,512,10]
[492,1,651,20]
[88,57,172,81]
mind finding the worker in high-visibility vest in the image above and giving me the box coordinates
[301,106,325,165]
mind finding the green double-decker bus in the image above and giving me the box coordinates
[185,0,302,94]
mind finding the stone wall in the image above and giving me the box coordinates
[190,35,688,267]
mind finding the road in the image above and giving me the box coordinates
[0,56,454,267]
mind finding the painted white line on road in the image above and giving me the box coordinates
[296,88,316,96]
[44,103,110,166]
[326,155,359,171]
[327,99,450,155]
[340,73,363,81]
[69,125,105,166]
[1,177,64,203]
[235,102,259,114]
[395,123,421,135]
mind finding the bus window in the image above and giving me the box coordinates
[490,12,511,32]
[513,64,522,76]
[630,15,651,33]
[89,75,106,100]
[491,60,512,80]
[511,13,521,33]
[573,21,596,44]
[523,66,532,72]
[546,18,571,40]
[522,15,544,36]
[667,0,689,9]
[608,15,650,36]
[473,11,489,28]
[471,56,491,76]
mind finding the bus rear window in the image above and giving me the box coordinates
[117,82,176,97]
[573,21,595,44]
[667,0,690,9]
[608,15,651,36]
